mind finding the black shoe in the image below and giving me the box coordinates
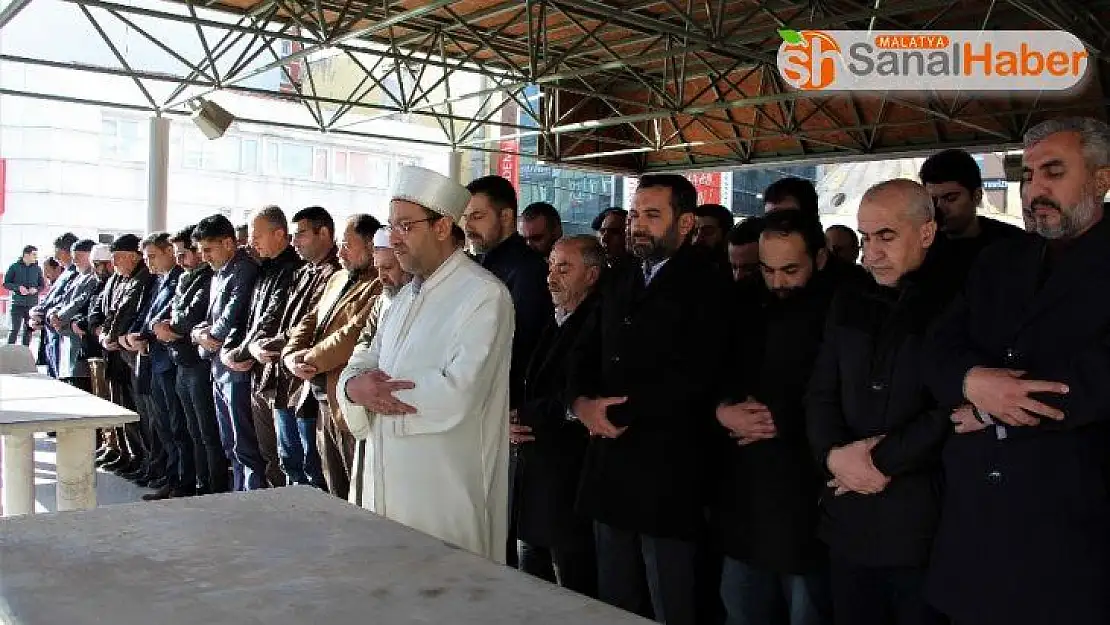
[171,487,197,498]
[141,484,174,501]
[108,457,138,473]
[95,450,121,466]
[146,475,169,491]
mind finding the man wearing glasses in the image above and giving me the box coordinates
[339,165,515,563]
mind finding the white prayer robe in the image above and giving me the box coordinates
[338,249,514,563]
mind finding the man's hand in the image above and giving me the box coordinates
[28,287,37,295]
[717,397,777,445]
[48,313,63,331]
[152,321,179,343]
[124,333,148,354]
[72,321,85,338]
[100,335,120,352]
[283,350,317,381]
[17,286,28,296]
[345,369,416,415]
[571,396,628,438]
[119,334,134,351]
[220,350,254,372]
[827,437,889,496]
[249,341,281,364]
[197,330,223,353]
[964,367,1068,427]
[509,409,535,444]
[951,404,988,435]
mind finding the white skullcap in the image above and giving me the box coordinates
[390,165,471,221]
[373,227,392,249]
[90,244,113,263]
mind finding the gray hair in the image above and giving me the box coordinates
[251,205,288,233]
[1024,117,1110,170]
[558,234,605,269]
[861,178,934,224]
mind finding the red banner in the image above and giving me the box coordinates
[498,99,520,188]
[686,172,722,205]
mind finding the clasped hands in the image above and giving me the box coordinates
[346,369,417,415]
[717,397,776,446]
[962,366,1068,428]
[570,396,627,438]
[826,436,889,497]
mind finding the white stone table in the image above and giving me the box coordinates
[0,372,137,516]
[0,486,651,625]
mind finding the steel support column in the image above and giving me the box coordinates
[448,150,465,184]
[147,116,171,233]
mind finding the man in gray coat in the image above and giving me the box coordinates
[45,239,100,391]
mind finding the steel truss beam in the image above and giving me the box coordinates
[1,0,1106,172]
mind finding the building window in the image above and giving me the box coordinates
[279,142,313,178]
[241,139,260,173]
[313,147,329,181]
[331,149,391,188]
[101,117,144,162]
[182,132,244,172]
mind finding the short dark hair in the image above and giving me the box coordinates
[193,215,237,242]
[761,209,826,257]
[72,239,96,253]
[695,203,735,231]
[637,174,698,217]
[348,214,383,242]
[44,257,61,269]
[141,232,173,251]
[728,216,766,246]
[763,177,819,217]
[170,225,197,250]
[53,232,78,252]
[467,175,519,215]
[22,245,36,256]
[521,202,561,230]
[825,224,859,248]
[591,207,627,231]
[291,206,335,238]
[919,148,983,193]
[236,224,248,235]
[253,205,288,233]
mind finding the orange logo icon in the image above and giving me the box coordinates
[777,30,841,91]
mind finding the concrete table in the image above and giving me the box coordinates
[0,487,651,625]
[0,372,137,516]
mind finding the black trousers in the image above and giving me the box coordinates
[176,364,228,493]
[595,521,699,625]
[519,534,599,598]
[829,556,948,625]
[250,389,285,488]
[106,360,144,463]
[7,303,32,345]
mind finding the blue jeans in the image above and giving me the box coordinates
[274,407,325,488]
[721,557,832,625]
[212,371,266,491]
[176,364,227,493]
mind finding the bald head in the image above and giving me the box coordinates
[861,179,935,225]
[858,178,937,286]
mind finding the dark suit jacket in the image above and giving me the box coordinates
[226,245,304,375]
[133,266,183,374]
[204,249,259,381]
[480,233,553,409]
[514,294,598,549]
[923,219,1110,625]
[164,264,213,368]
[567,244,732,540]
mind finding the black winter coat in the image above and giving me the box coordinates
[805,247,960,568]
[568,244,732,540]
[923,219,1110,625]
[712,268,839,573]
[513,294,599,549]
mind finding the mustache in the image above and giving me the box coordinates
[1029,196,1061,211]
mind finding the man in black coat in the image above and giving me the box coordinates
[463,175,552,568]
[923,117,1110,625]
[714,210,838,625]
[568,174,732,625]
[919,148,1024,290]
[806,179,954,625]
[511,235,603,597]
[222,206,304,488]
[153,226,226,494]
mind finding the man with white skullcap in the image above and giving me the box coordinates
[339,165,515,563]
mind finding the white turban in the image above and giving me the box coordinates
[390,165,471,221]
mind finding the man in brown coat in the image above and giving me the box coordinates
[254,206,340,488]
[282,214,383,500]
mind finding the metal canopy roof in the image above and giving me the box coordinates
[2,0,1109,174]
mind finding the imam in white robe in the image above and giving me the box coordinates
[338,249,514,563]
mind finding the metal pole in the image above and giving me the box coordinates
[147,116,171,233]
[448,150,465,184]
